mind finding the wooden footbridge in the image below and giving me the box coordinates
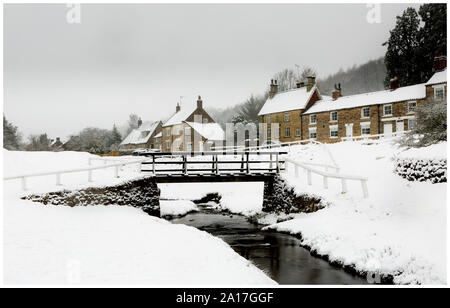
[137,151,287,183]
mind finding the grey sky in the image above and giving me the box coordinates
[4,3,421,140]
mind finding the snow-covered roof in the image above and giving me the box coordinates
[163,105,197,127]
[258,85,319,116]
[154,132,162,138]
[426,69,447,86]
[185,122,225,141]
[120,121,160,145]
[303,83,426,114]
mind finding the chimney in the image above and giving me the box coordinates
[296,81,305,88]
[389,76,399,90]
[434,52,447,72]
[332,83,342,100]
[269,79,278,99]
[137,118,142,127]
[176,102,181,113]
[306,76,316,92]
[56,137,60,142]
[197,95,203,109]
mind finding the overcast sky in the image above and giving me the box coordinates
[4,3,421,140]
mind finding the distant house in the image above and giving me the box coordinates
[120,120,163,150]
[162,96,223,151]
[259,55,447,143]
[50,137,64,151]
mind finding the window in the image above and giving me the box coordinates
[184,127,191,136]
[361,107,370,118]
[330,111,338,122]
[383,104,392,116]
[310,114,317,124]
[407,101,417,113]
[186,143,192,151]
[284,126,291,137]
[267,128,271,139]
[434,86,445,100]
[266,115,271,124]
[330,125,338,138]
[165,127,171,137]
[284,112,290,122]
[309,127,317,139]
[295,128,300,137]
[165,141,170,150]
[408,119,417,130]
[275,127,280,139]
[203,118,209,123]
[361,123,371,135]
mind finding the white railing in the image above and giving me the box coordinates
[341,131,409,142]
[284,158,369,198]
[4,157,146,191]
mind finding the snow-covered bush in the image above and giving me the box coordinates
[400,100,446,148]
[394,157,447,183]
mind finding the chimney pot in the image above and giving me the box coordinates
[434,52,447,72]
[332,83,342,100]
[197,95,203,109]
[176,103,181,112]
[269,79,279,99]
[137,118,143,127]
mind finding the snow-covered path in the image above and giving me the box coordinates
[3,150,275,285]
[267,141,447,284]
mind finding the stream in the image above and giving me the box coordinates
[171,210,368,285]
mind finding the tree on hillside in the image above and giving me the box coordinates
[3,116,21,150]
[109,124,122,151]
[26,134,51,151]
[298,66,317,81]
[126,114,140,136]
[232,94,266,125]
[418,3,447,81]
[272,66,318,92]
[383,7,423,86]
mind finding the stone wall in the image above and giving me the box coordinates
[22,177,161,217]
[262,176,324,214]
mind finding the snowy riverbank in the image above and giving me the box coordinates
[3,150,275,285]
[265,141,447,285]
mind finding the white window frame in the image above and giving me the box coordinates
[266,115,271,124]
[360,122,371,136]
[186,142,192,151]
[165,127,171,137]
[408,118,417,130]
[202,118,209,124]
[329,125,338,138]
[330,111,338,122]
[308,127,317,140]
[310,114,317,124]
[383,104,393,116]
[407,101,417,113]
[184,127,191,136]
[284,112,290,122]
[284,126,291,138]
[295,128,300,137]
[361,107,370,118]
[434,85,445,101]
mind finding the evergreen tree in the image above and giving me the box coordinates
[3,116,21,150]
[109,124,122,150]
[418,3,447,81]
[383,7,422,86]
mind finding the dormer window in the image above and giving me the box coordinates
[434,85,445,101]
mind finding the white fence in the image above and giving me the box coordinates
[284,158,369,198]
[341,130,409,142]
[4,157,146,190]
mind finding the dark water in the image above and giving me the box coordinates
[172,212,368,285]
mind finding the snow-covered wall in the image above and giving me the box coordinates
[395,157,447,183]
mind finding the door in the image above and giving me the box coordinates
[384,123,393,137]
[345,124,353,138]
[396,120,404,134]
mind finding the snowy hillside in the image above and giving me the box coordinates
[3,150,275,285]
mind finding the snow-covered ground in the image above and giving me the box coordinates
[160,200,198,217]
[3,150,275,285]
[265,140,447,285]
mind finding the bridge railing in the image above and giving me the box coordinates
[284,158,369,198]
[4,157,146,191]
[140,151,287,175]
[341,130,409,142]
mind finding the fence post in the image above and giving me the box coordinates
[246,152,250,174]
[88,170,93,182]
[361,179,369,198]
[152,155,156,175]
[275,153,279,173]
[215,155,219,174]
[88,158,92,166]
[323,175,328,189]
[341,178,348,194]
[307,170,312,185]
[56,173,61,186]
[295,165,299,177]
[21,177,27,190]
[137,162,142,172]
[114,166,119,178]
[183,155,187,174]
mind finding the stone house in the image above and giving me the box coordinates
[162,96,223,151]
[119,120,163,150]
[258,55,447,144]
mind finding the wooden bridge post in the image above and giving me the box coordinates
[215,155,219,174]
[183,154,187,175]
[152,154,156,175]
[276,153,280,173]
[246,152,250,174]
[241,154,245,172]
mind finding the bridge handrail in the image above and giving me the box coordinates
[284,158,368,198]
[3,158,146,190]
[341,130,409,142]
[139,151,288,156]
